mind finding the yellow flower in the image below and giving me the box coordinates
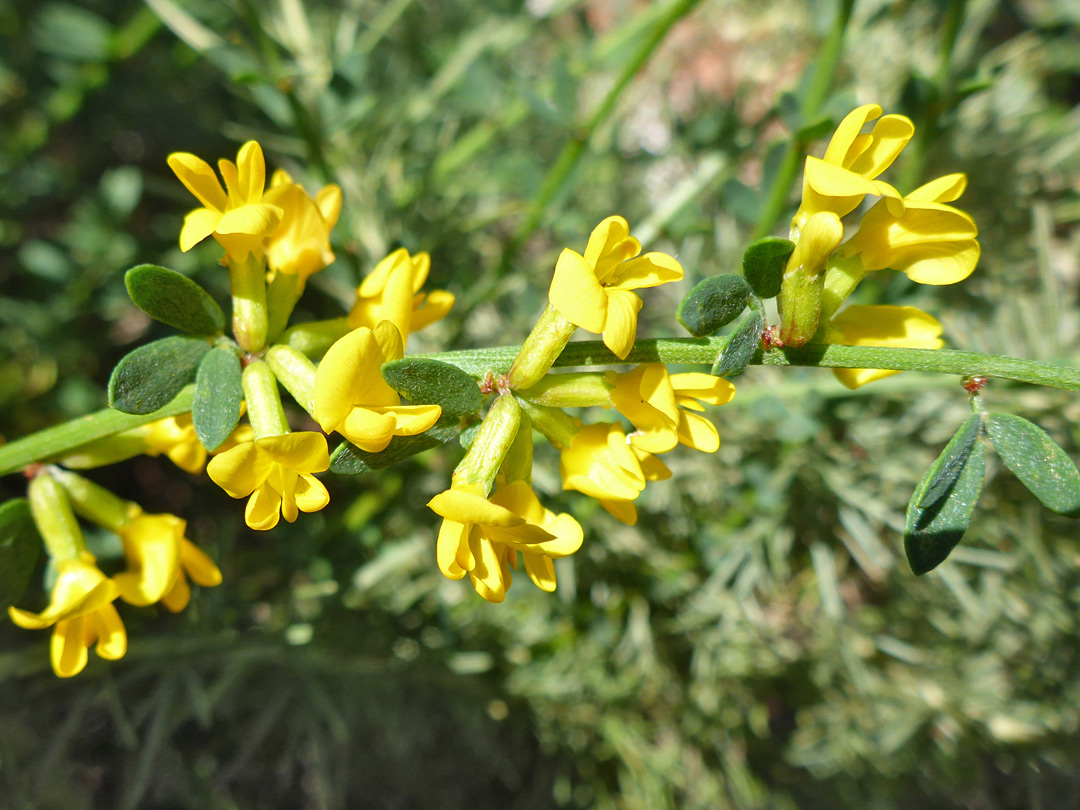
[348,248,456,347]
[838,173,980,285]
[207,432,330,530]
[167,141,284,262]
[428,480,583,603]
[264,169,343,280]
[112,511,223,612]
[548,216,683,360]
[8,552,126,678]
[610,365,736,454]
[313,320,442,452]
[793,104,912,233]
[827,305,944,389]
[559,422,670,525]
[143,414,206,474]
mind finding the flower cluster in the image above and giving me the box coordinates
[427,216,735,601]
[777,104,980,388]
[8,467,221,677]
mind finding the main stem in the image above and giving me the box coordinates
[2,340,1079,478]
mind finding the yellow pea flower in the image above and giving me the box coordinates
[348,248,456,347]
[793,104,912,233]
[313,320,442,452]
[548,216,683,360]
[609,365,735,454]
[264,169,343,280]
[428,480,583,603]
[559,422,670,525]
[8,552,126,678]
[112,511,222,612]
[143,414,206,474]
[207,432,330,531]
[167,140,283,262]
[827,305,944,389]
[838,173,980,285]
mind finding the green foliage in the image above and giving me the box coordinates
[711,310,763,377]
[0,499,40,610]
[380,358,483,419]
[905,416,987,574]
[676,274,750,337]
[741,237,795,299]
[124,264,225,337]
[192,346,243,451]
[107,336,210,415]
[986,413,1080,517]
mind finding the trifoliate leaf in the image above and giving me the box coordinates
[0,499,40,611]
[711,310,763,377]
[192,346,244,451]
[741,237,794,300]
[905,441,986,575]
[986,413,1080,517]
[108,336,211,414]
[381,358,482,418]
[125,264,225,336]
[918,413,983,509]
[677,274,751,337]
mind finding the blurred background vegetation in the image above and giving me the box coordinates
[2,0,1080,807]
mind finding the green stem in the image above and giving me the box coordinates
[0,388,194,478]
[751,0,855,240]
[3,340,1080,477]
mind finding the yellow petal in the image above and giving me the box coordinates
[889,239,980,285]
[207,441,271,499]
[359,248,409,297]
[167,152,227,211]
[846,114,914,178]
[380,260,418,344]
[234,141,266,203]
[830,304,944,389]
[341,407,397,452]
[428,488,526,528]
[294,473,330,513]
[549,249,608,334]
[179,207,222,252]
[257,432,330,473]
[411,289,455,332]
[786,211,844,278]
[822,104,883,167]
[468,536,508,603]
[373,319,404,364]
[436,519,469,579]
[536,512,584,557]
[51,618,89,678]
[600,499,637,525]
[409,251,431,292]
[601,288,642,360]
[605,252,683,290]
[583,216,639,279]
[245,484,282,530]
[162,574,191,613]
[316,184,343,229]
[269,168,292,187]
[315,327,380,432]
[180,538,223,587]
[385,404,442,436]
[677,410,720,453]
[91,604,127,660]
[907,173,967,203]
[216,203,283,237]
[669,373,736,406]
[522,551,557,592]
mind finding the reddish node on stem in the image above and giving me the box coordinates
[479,372,497,395]
[22,463,43,479]
[962,375,988,394]
[762,325,784,350]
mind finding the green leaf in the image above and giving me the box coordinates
[741,237,794,299]
[918,413,983,509]
[192,347,244,451]
[108,336,211,415]
[125,264,225,336]
[0,499,41,611]
[381,358,482,418]
[905,442,986,575]
[330,422,462,474]
[986,413,1080,517]
[677,274,751,338]
[711,310,763,377]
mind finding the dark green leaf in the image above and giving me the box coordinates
[0,499,41,611]
[778,91,802,132]
[192,347,244,452]
[330,422,461,474]
[108,336,210,415]
[741,237,794,300]
[677,274,751,337]
[125,264,225,336]
[986,413,1080,517]
[905,442,986,575]
[381,358,482,417]
[711,310,763,377]
[918,413,983,509]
